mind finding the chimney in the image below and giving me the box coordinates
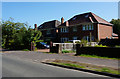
[66,21,69,26]
[61,17,64,24]
[34,24,37,30]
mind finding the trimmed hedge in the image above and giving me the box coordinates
[76,44,120,58]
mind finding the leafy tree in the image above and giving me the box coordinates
[110,19,120,35]
[1,18,42,50]
[23,28,42,50]
[2,18,26,49]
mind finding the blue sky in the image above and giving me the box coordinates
[2,2,118,28]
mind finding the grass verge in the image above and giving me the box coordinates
[77,54,119,60]
[44,52,57,54]
[62,50,75,53]
[50,60,120,75]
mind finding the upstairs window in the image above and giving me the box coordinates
[61,27,68,33]
[89,25,91,30]
[82,25,85,30]
[91,24,94,30]
[73,27,77,32]
[86,25,89,30]
[82,24,94,31]
[46,30,51,35]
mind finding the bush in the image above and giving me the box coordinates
[115,45,120,48]
[94,44,107,47]
[64,41,72,43]
[35,47,37,51]
[62,50,70,53]
[23,49,30,51]
[75,39,88,46]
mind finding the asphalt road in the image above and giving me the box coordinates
[2,55,111,78]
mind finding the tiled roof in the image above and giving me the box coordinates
[38,20,60,29]
[59,12,112,27]
[91,12,112,25]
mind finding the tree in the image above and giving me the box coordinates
[110,19,120,35]
[2,18,27,49]
[2,18,42,50]
[23,28,42,50]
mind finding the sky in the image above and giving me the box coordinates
[2,2,118,28]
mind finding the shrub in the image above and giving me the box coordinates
[23,49,30,51]
[35,47,37,51]
[94,44,107,47]
[75,39,88,47]
[64,41,72,43]
[62,50,70,53]
[115,45,120,48]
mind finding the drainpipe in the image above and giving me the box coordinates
[97,23,100,41]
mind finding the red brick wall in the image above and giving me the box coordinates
[98,24,112,40]
[57,23,98,42]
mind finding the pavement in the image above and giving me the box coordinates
[2,50,119,69]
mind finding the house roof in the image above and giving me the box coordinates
[38,20,60,29]
[59,12,113,27]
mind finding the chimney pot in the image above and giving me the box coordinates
[61,17,64,24]
[34,24,37,30]
[66,21,69,26]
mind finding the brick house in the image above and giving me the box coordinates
[57,12,114,43]
[38,20,60,43]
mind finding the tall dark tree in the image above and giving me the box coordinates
[110,19,120,35]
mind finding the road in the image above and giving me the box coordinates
[2,55,111,78]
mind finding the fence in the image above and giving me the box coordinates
[53,43,76,51]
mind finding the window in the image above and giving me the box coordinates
[89,25,91,30]
[61,37,69,43]
[73,27,77,32]
[83,36,94,42]
[82,25,85,30]
[83,36,89,42]
[91,36,94,41]
[86,25,88,30]
[72,17,76,20]
[91,24,94,30]
[73,37,77,40]
[46,30,51,35]
[82,24,94,31]
[61,27,68,33]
